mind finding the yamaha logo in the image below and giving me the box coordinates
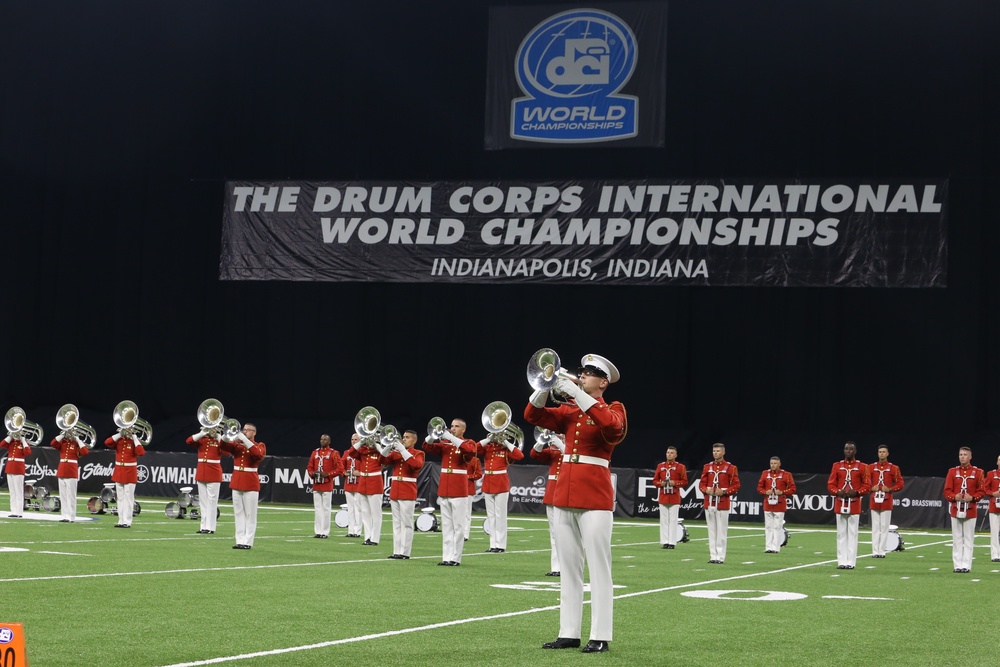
[137,465,150,483]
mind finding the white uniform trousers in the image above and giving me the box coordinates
[8,474,24,515]
[705,506,730,561]
[345,491,362,535]
[485,492,509,549]
[116,482,136,526]
[870,509,892,556]
[358,493,383,544]
[546,504,560,572]
[990,513,1000,561]
[659,503,679,546]
[763,510,785,552]
[464,494,474,540]
[555,507,614,642]
[439,495,469,563]
[58,477,78,521]
[390,499,415,556]
[312,490,332,536]
[233,489,259,547]
[835,513,860,567]
[197,481,220,532]
[950,516,976,570]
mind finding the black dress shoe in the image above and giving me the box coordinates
[542,638,581,649]
[545,571,561,577]
[233,544,243,549]
[582,640,609,653]
[399,555,410,560]
[495,548,505,553]
[486,548,499,553]
[663,544,675,549]
[837,565,847,569]
[438,561,450,566]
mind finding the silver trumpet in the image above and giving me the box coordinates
[4,406,44,445]
[55,404,97,447]
[526,347,579,405]
[354,406,381,447]
[426,416,448,442]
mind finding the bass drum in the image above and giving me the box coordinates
[41,496,61,512]
[334,509,350,529]
[87,497,106,515]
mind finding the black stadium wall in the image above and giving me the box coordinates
[1,1,999,480]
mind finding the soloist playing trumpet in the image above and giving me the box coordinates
[306,434,344,538]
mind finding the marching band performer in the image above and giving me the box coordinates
[220,423,266,549]
[477,429,524,553]
[756,456,795,553]
[423,418,477,566]
[342,434,363,537]
[307,434,344,538]
[826,441,870,569]
[986,454,1000,563]
[381,429,424,559]
[50,430,89,522]
[942,446,984,572]
[653,446,688,549]
[105,426,147,528]
[186,426,226,534]
[525,353,626,654]
[347,433,386,546]
[1,432,31,518]
[867,445,904,558]
[700,443,740,564]
[529,430,565,576]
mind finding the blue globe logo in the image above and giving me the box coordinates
[516,9,637,100]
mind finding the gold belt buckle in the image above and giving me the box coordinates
[570,454,580,463]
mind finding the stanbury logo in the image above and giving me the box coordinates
[512,8,638,143]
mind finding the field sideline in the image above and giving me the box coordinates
[1,495,995,667]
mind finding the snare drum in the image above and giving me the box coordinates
[41,496,61,512]
[415,506,438,532]
[87,497,106,514]
[100,486,117,504]
[178,491,194,509]
[164,502,186,519]
[886,524,904,552]
[670,521,689,544]
[33,485,49,499]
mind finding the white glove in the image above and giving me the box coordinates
[442,432,464,447]
[353,439,363,450]
[554,437,566,454]
[503,438,516,452]
[393,440,405,452]
[529,388,549,408]
[479,438,492,447]
[111,432,123,442]
[237,432,253,447]
[401,448,413,461]
[424,435,434,445]
[191,430,207,441]
[533,440,545,452]
[555,378,597,411]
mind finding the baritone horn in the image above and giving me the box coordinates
[197,398,240,439]
[55,404,97,446]
[526,347,579,405]
[426,416,448,441]
[481,400,524,450]
[354,406,381,444]
[4,406,44,445]
[113,400,153,445]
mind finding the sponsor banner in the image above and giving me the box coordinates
[220,179,947,287]
[507,465,549,514]
[485,3,668,148]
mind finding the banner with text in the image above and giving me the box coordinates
[220,179,948,287]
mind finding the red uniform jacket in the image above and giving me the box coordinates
[220,439,266,492]
[700,460,741,511]
[422,439,477,498]
[756,469,796,512]
[827,460,871,516]
[529,445,563,505]
[342,449,359,493]
[524,398,627,512]
[943,465,984,518]
[307,447,345,493]
[984,469,1000,514]
[382,448,425,501]
[51,436,89,478]
[467,456,483,495]
[1,438,31,476]
[186,433,225,484]
[476,441,524,494]
[866,461,904,511]
[653,461,688,506]
[105,435,146,484]
[346,444,385,495]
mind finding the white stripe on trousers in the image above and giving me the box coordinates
[546,504,560,572]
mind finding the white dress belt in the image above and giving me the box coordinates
[562,454,609,468]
